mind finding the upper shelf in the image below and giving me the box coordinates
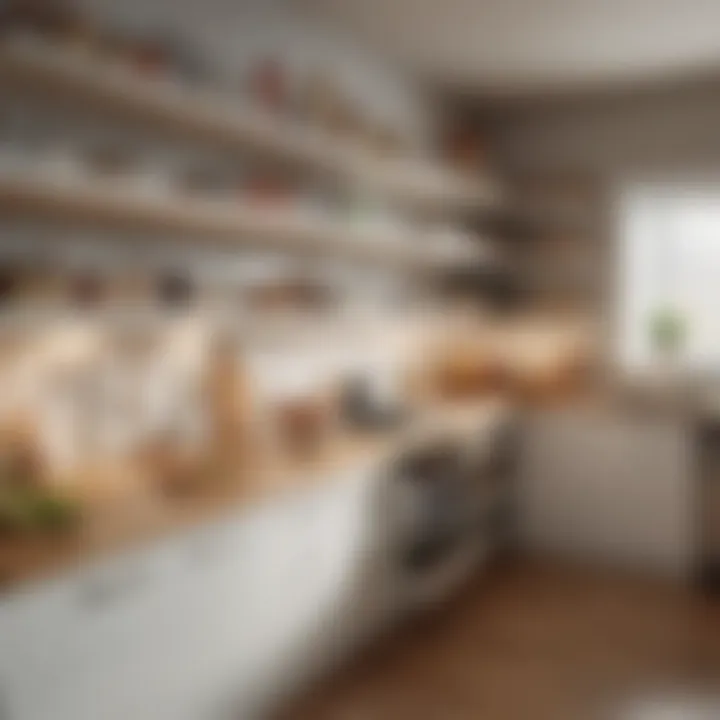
[0,40,501,215]
[0,172,486,271]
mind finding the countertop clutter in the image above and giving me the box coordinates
[0,307,590,591]
[0,395,511,590]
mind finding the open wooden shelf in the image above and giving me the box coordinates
[0,40,500,214]
[0,173,480,270]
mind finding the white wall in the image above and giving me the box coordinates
[485,80,720,176]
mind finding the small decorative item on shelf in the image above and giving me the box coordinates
[168,35,211,87]
[0,269,19,306]
[91,27,132,66]
[442,122,486,173]
[51,11,100,57]
[138,30,210,86]
[70,272,106,309]
[101,272,145,310]
[127,33,171,78]
[243,171,293,205]
[156,272,194,309]
[82,143,137,183]
[20,268,67,307]
[244,277,332,312]
[326,93,364,140]
[0,0,84,44]
[248,57,289,114]
[177,164,230,198]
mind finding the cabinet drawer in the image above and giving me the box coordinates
[0,539,189,720]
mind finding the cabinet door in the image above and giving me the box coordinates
[0,522,253,720]
[0,576,81,720]
[0,469,387,720]
[233,468,383,716]
[272,471,390,699]
[0,540,178,720]
[520,409,693,577]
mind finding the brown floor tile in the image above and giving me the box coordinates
[275,560,720,720]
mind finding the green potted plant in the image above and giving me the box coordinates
[649,306,686,358]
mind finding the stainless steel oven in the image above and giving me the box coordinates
[385,410,519,608]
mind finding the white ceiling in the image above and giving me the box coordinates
[302,0,720,94]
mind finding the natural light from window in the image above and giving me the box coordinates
[618,183,720,372]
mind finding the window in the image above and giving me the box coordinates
[618,183,720,371]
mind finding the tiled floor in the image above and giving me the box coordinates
[276,560,720,720]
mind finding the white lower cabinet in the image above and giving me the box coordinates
[0,537,209,720]
[519,408,694,578]
[0,467,390,720]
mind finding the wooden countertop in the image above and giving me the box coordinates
[0,397,511,592]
